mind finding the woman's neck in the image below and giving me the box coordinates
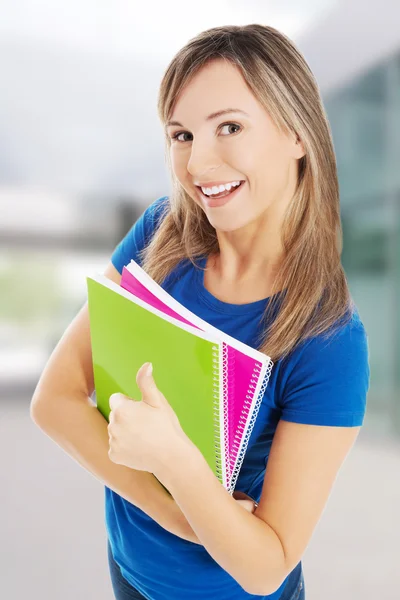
[204,253,281,304]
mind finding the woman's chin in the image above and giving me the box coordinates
[205,213,249,232]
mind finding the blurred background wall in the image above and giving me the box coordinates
[1,1,399,599]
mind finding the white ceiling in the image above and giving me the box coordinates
[296,0,400,96]
[0,0,338,61]
[0,0,399,200]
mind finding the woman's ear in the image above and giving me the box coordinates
[293,134,306,160]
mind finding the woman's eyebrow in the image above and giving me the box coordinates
[165,108,250,129]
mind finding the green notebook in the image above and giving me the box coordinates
[86,274,224,487]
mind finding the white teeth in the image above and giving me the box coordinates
[201,180,242,196]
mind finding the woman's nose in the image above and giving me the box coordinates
[186,141,222,179]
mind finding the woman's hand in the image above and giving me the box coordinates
[235,497,257,513]
[108,362,195,475]
[233,491,258,514]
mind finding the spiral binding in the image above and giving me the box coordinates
[227,358,274,494]
[222,343,234,486]
[212,344,224,487]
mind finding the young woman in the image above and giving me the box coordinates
[31,24,370,600]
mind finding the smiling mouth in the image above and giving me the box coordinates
[196,180,246,207]
[196,181,245,199]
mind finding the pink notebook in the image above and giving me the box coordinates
[120,262,273,493]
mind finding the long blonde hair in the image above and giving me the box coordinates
[139,23,354,362]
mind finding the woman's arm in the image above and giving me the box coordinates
[31,386,256,545]
[31,388,195,536]
[30,261,256,546]
[29,260,197,541]
[156,418,361,596]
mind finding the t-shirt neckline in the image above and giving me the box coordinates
[194,256,276,315]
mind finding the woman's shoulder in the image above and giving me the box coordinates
[137,194,170,234]
[276,305,370,427]
[111,195,170,274]
[284,305,369,380]
[291,304,367,358]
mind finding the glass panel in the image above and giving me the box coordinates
[325,65,388,204]
[341,201,396,435]
[326,54,400,437]
[0,250,109,391]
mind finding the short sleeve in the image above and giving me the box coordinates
[279,317,370,427]
[111,195,169,274]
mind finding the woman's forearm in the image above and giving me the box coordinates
[30,392,202,543]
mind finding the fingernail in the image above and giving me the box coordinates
[146,362,153,377]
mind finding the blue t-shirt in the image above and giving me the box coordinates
[106,195,370,600]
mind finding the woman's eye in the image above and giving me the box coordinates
[172,131,192,143]
[171,122,241,143]
[220,123,241,136]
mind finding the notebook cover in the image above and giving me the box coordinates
[87,274,225,488]
[121,263,273,492]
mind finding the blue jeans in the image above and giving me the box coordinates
[107,539,305,600]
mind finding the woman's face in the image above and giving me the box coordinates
[166,59,305,233]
